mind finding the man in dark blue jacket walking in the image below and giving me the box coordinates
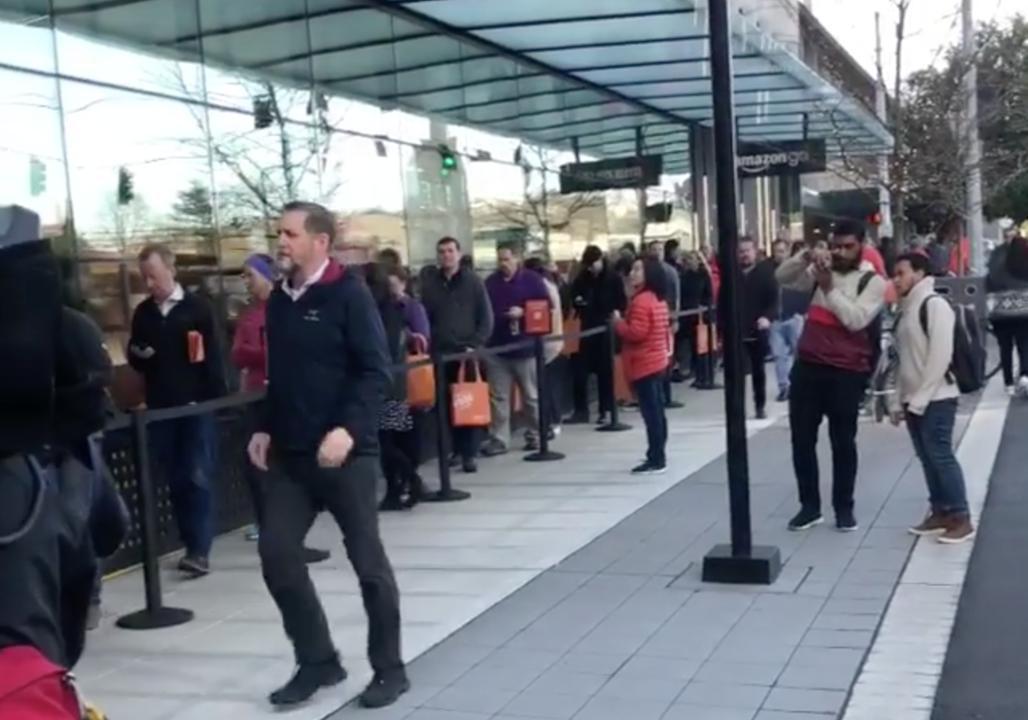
[247,202,407,709]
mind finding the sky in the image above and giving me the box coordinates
[813,0,1028,81]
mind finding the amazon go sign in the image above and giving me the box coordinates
[736,140,826,178]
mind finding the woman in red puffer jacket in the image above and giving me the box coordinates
[614,257,671,475]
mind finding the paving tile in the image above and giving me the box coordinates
[676,681,770,710]
[762,687,847,714]
[692,661,783,686]
[500,689,590,720]
[776,662,860,691]
[572,695,671,720]
[552,651,629,676]
[594,670,687,703]
[753,712,834,720]
[801,629,875,649]
[662,706,756,720]
[525,668,608,698]
[405,710,491,720]
[422,685,518,715]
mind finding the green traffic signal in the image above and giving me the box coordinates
[29,156,47,197]
[438,145,457,176]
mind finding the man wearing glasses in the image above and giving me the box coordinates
[775,220,887,533]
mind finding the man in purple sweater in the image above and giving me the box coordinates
[480,242,550,456]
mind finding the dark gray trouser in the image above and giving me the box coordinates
[258,453,402,671]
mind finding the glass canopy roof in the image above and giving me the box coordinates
[43,0,892,174]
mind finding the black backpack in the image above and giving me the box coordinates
[919,295,986,394]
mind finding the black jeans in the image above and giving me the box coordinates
[992,317,1028,387]
[543,359,563,429]
[444,360,484,461]
[789,361,868,515]
[744,332,769,411]
[571,334,613,418]
[633,372,667,466]
[258,453,402,671]
[380,425,421,500]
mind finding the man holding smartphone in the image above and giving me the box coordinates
[247,202,407,709]
[129,243,225,577]
[775,222,886,533]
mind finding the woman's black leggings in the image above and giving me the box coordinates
[993,317,1028,386]
[380,424,421,499]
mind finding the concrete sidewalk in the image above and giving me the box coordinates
[324,393,987,720]
[77,383,786,720]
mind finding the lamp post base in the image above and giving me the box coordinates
[702,544,782,585]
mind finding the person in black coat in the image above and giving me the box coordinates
[566,245,627,424]
[719,237,778,418]
[129,243,226,578]
[247,202,407,710]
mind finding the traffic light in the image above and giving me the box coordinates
[438,145,458,176]
[868,211,882,226]
[28,156,47,197]
[117,166,135,206]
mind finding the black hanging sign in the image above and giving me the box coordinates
[736,139,826,177]
[559,155,663,193]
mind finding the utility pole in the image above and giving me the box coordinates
[874,12,893,238]
[962,0,985,275]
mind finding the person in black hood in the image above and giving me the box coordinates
[0,222,127,681]
[566,245,627,425]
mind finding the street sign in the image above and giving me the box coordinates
[737,139,826,177]
[559,155,663,193]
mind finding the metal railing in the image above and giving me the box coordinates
[102,306,715,630]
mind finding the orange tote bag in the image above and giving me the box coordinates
[406,338,435,410]
[450,359,491,427]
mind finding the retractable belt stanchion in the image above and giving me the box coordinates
[596,320,631,433]
[116,410,194,630]
[424,353,470,503]
[524,335,564,462]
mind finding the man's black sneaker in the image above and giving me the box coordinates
[631,462,667,475]
[564,412,589,425]
[755,407,768,420]
[836,511,859,532]
[462,458,478,474]
[269,659,347,707]
[788,509,823,531]
[359,669,410,709]
[379,495,406,512]
[178,555,210,578]
[596,413,610,425]
[666,400,684,409]
[776,388,789,403]
[448,453,461,468]
[303,547,331,564]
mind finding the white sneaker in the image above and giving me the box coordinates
[1017,377,1028,397]
[1006,386,1016,397]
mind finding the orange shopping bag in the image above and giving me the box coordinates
[561,313,581,356]
[614,354,634,402]
[450,359,491,427]
[406,338,435,409]
[696,318,716,356]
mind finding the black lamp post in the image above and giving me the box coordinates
[700,0,782,585]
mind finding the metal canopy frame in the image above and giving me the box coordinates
[37,0,893,170]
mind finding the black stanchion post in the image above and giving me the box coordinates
[116,410,194,630]
[701,0,781,585]
[525,336,565,462]
[597,320,631,433]
[424,354,470,503]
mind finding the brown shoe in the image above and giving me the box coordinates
[909,511,949,536]
[938,515,976,545]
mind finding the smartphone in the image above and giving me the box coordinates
[187,330,205,363]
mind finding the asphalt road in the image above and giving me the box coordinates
[933,398,1028,720]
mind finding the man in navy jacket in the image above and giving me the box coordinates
[247,202,407,709]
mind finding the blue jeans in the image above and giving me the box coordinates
[633,372,668,467]
[149,414,217,557]
[770,315,804,391]
[906,399,969,515]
